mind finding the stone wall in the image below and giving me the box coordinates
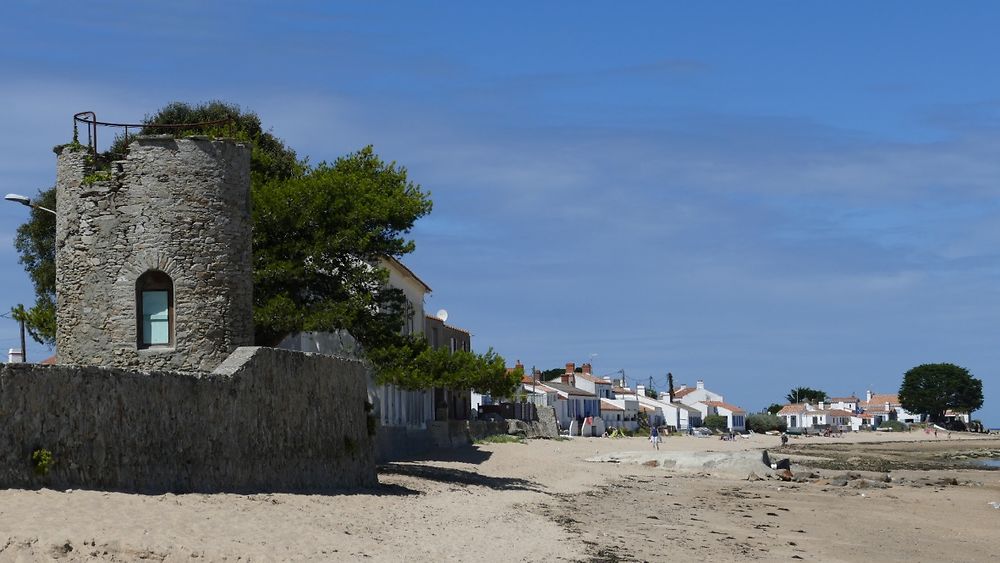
[55,136,253,372]
[0,347,376,492]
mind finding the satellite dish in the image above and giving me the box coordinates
[436,309,449,322]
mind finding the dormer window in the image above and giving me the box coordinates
[136,271,173,348]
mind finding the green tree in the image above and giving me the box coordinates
[766,403,784,415]
[785,387,827,404]
[368,338,521,398]
[899,363,983,424]
[12,188,57,344]
[703,414,728,432]
[645,387,658,399]
[540,368,566,381]
[252,146,431,346]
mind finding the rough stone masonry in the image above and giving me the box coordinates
[55,136,253,372]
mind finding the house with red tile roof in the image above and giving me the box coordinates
[599,399,625,428]
[631,386,702,431]
[779,400,872,432]
[700,400,747,431]
[859,390,922,425]
[569,362,614,399]
[671,380,725,407]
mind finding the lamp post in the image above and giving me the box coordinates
[4,193,55,215]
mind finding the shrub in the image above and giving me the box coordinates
[703,415,728,432]
[746,413,786,433]
[878,420,906,432]
[31,449,53,476]
[946,419,967,432]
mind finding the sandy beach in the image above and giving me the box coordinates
[1,431,998,562]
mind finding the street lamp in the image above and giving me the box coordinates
[4,193,55,215]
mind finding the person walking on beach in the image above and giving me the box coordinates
[780,432,788,448]
[650,426,660,450]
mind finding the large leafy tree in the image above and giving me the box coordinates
[899,363,983,423]
[252,147,431,346]
[785,387,827,404]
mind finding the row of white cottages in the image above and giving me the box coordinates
[776,392,971,432]
[519,363,748,433]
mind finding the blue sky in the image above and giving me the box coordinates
[2,2,998,424]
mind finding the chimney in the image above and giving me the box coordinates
[637,384,646,397]
[818,401,825,410]
[696,380,704,390]
[866,389,873,402]
[582,363,591,375]
[7,348,24,363]
[515,360,523,370]
[565,362,575,375]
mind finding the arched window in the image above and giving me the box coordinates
[136,271,173,348]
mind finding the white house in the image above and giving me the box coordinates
[828,396,861,412]
[687,400,719,424]
[859,391,921,425]
[611,383,641,431]
[375,257,436,428]
[701,401,746,431]
[632,387,699,431]
[538,377,601,430]
[570,363,614,399]
[778,402,859,432]
[600,399,625,429]
[674,380,724,406]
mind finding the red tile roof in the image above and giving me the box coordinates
[575,372,611,385]
[702,400,745,414]
[600,399,624,412]
[777,404,804,415]
[673,387,697,399]
[862,394,900,406]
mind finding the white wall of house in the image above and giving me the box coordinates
[544,387,599,429]
[714,406,746,431]
[633,394,694,430]
[601,398,638,431]
[676,380,724,406]
[600,403,625,428]
[689,401,719,421]
[380,257,430,336]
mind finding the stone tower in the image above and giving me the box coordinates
[55,136,253,372]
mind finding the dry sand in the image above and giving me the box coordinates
[1,431,998,562]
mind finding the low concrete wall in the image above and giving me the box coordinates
[0,347,376,492]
